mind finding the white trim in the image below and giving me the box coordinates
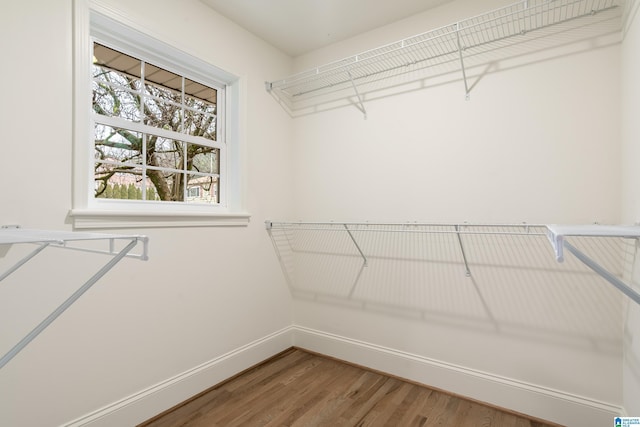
[60,326,294,427]
[292,326,624,427]
[60,325,625,426]
[68,209,251,229]
[73,0,93,212]
[72,0,247,228]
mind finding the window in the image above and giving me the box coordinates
[92,43,221,205]
[71,3,248,228]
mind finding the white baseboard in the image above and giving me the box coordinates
[292,325,623,427]
[61,324,623,427]
[61,326,294,427]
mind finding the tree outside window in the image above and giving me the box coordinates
[92,43,222,204]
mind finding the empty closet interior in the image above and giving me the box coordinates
[1,0,639,426]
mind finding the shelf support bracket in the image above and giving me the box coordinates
[344,224,368,266]
[562,240,640,305]
[0,243,50,282]
[347,71,367,119]
[456,24,471,101]
[0,238,140,369]
[455,225,472,276]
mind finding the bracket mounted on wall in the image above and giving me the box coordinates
[265,0,622,115]
[0,226,149,369]
[347,71,367,119]
[546,224,640,304]
[266,221,640,306]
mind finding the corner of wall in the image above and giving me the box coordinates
[292,325,623,426]
[61,327,294,427]
[621,0,640,415]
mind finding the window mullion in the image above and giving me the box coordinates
[142,133,148,200]
[141,60,148,201]
[93,114,220,149]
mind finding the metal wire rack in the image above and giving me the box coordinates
[266,221,640,307]
[0,226,149,369]
[266,0,624,115]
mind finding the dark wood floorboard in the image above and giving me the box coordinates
[139,348,562,427]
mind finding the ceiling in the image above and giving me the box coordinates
[200,0,455,57]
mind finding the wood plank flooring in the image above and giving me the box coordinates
[139,348,561,427]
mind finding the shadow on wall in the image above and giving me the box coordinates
[624,310,640,382]
[623,252,640,412]
[268,223,638,356]
[267,3,624,118]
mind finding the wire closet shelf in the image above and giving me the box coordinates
[265,0,623,111]
[265,221,640,306]
[0,226,149,369]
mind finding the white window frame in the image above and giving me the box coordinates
[71,0,249,228]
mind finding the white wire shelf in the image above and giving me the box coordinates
[266,0,623,114]
[0,226,149,259]
[547,224,640,261]
[266,221,640,306]
[0,226,149,369]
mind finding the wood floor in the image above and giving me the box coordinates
[139,348,560,427]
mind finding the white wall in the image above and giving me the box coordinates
[621,0,640,417]
[290,0,624,425]
[0,1,294,426]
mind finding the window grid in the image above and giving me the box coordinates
[92,42,222,205]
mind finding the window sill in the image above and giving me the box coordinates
[69,209,251,229]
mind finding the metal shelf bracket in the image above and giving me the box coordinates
[265,0,622,114]
[546,224,640,306]
[454,225,472,276]
[266,221,640,307]
[455,24,471,101]
[563,240,640,305]
[0,227,149,369]
[347,71,367,119]
[344,224,368,266]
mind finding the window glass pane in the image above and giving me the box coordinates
[94,124,142,165]
[95,169,144,200]
[146,171,184,202]
[92,79,141,122]
[93,43,142,122]
[93,43,142,79]
[147,136,183,170]
[145,64,182,97]
[187,174,218,204]
[143,64,182,130]
[143,93,181,132]
[184,110,216,140]
[145,178,160,201]
[184,78,216,140]
[187,144,219,174]
[185,78,217,105]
